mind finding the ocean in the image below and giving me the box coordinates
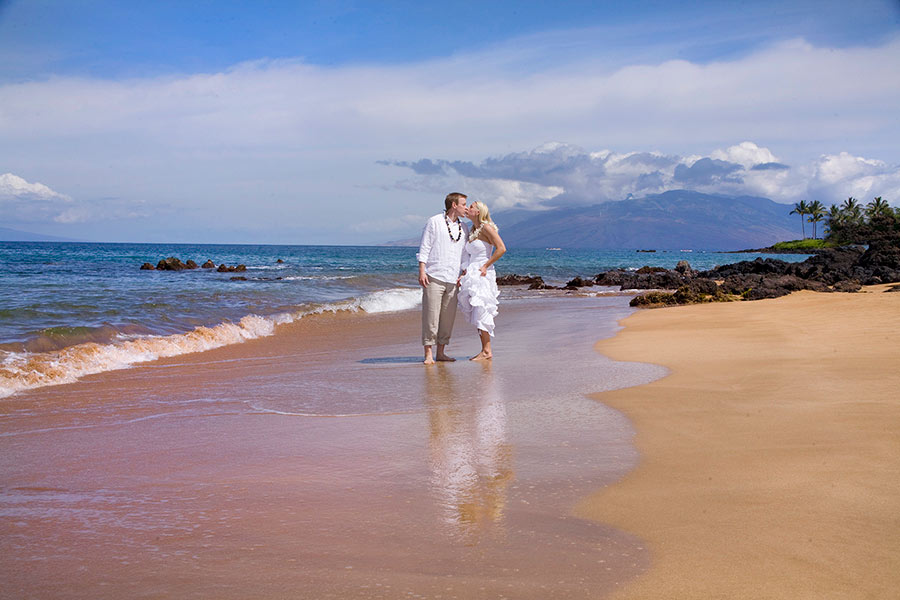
[0,241,811,398]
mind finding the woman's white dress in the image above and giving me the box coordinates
[457,238,500,336]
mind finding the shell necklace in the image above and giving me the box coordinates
[445,214,462,242]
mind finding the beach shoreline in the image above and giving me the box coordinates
[577,284,900,598]
[1,295,661,599]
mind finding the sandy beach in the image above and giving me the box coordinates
[577,284,900,598]
[4,284,898,598]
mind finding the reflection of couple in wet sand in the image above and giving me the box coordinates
[417,192,506,364]
[424,362,513,542]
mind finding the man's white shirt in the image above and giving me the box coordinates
[417,212,469,283]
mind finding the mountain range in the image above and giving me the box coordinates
[388,190,803,250]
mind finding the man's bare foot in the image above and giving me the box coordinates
[423,357,435,365]
[436,354,456,362]
[469,352,492,361]
[424,348,435,365]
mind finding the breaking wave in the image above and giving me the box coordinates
[0,287,422,399]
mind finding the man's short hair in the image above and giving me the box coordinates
[445,192,468,212]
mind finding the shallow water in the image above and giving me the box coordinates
[0,296,666,599]
[0,241,807,398]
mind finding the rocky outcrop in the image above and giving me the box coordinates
[858,240,900,271]
[155,257,198,271]
[217,264,247,273]
[719,274,830,300]
[499,244,898,306]
[142,258,274,273]
[627,244,900,307]
[630,281,736,307]
[565,276,592,289]
[698,246,900,289]
[832,279,862,293]
[497,274,548,288]
[674,260,698,278]
[595,268,689,290]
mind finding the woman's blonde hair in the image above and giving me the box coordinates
[472,201,497,230]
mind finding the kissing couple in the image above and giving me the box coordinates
[417,192,506,365]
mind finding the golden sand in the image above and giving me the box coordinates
[577,285,900,598]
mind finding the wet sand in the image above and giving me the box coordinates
[577,285,900,599]
[1,296,663,599]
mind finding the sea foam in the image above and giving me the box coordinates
[0,287,421,399]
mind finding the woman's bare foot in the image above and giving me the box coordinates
[469,351,492,361]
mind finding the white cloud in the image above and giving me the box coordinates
[388,142,900,211]
[0,33,898,241]
[710,142,780,169]
[808,152,900,203]
[0,172,154,225]
[460,178,564,210]
[0,172,69,200]
[0,172,77,223]
[812,152,886,185]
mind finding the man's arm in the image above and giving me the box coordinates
[417,218,435,288]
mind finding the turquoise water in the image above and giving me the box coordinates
[0,242,811,346]
[0,242,811,397]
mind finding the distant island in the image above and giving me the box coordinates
[0,227,81,242]
[383,190,803,250]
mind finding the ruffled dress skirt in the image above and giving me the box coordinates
[457,264,500,336]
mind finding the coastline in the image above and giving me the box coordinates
[577,284,900,598]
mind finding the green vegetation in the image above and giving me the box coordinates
[823,196,900,246]
[807,200,826,239]
[789,200,810,239]
[629,286,740,308]
[783,196,898,247]
[771,239,835,251]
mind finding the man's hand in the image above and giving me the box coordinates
[418,267,430,288]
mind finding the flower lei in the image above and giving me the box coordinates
[468,221,496,242]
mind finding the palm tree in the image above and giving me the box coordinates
[825,204,842,235]
[841,197,863,224]
[806,200,826,239]
[866,196,891,219]
[790,200,809,239]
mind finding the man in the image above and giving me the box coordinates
[417,192,469,365]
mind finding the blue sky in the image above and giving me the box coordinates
[1,0,899,243]
[2,0,898,79]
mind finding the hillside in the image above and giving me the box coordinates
[495,190,800,250]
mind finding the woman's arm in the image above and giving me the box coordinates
[479,224,506,275]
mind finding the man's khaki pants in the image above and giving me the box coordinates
[422,277,458,347]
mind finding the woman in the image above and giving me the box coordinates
[457,201,506,361]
